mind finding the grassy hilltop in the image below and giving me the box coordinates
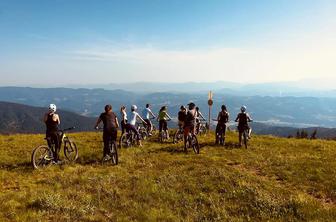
[0,131,335,221]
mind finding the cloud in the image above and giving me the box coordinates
[67,36,336,84]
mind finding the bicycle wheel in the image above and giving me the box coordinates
[173,130,183,144]
[102,141,118,165]
[64,139,78,162]
[191,135,200,154]
[243,131,248,149]
[110,141,118,165]
[120,133,131,148]
[31,145,53,169]
[159,131,163,143]
[140,127,148,140]
[199,125,207,135]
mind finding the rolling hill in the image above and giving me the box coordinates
[0,101,96,134]
[0,100,335,139]
[0,86,336,128]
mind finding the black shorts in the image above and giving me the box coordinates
[238,125,250,132]
[159,120,168,131]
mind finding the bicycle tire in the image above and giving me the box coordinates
[102,141,118,165]
[110,141,118,165]
[199,125,207,135]
[173,130,183,144]
[120,133,132,148]
[159,131,164,143]
[64,139,78,162]
[31,145,53,169]
[191,135,200,154]
[243,131,248,149]
[140,128,148,140]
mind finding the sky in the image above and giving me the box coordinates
[0,0,335,87]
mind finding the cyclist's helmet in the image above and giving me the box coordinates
[188,102,196,110]
[131,105,138,111]
[49,104,57,112]
[180,105,186,110]
[105,104,112,112]
[221,105,227,111]
[241,106,247,113]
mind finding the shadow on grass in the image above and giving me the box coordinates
[199,141,241,149]
[153,145,187,154]
[0,161,34,172]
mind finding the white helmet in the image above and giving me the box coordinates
[49,104,57,112]
[131,105,137,110]
[241,106,247,112]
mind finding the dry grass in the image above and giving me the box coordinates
[0,131,335,221]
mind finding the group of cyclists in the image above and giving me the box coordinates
[44,102,253,163]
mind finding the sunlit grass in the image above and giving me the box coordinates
[0,131,335,221]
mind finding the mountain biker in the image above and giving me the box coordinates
[142,104,156,136]
[216,105,229,145]
[184,102,197,150]
[195,106,206,134]
[95,105,119,158]
[157,106,172,139]
[235,106,253,146]
[178,105,187,129]
[127,105,147,146]
[43,104,61,164]
[120,106,127,134]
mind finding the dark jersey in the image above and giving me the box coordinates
[99,112,117,132]
[236,112,251,128]
[185,110,196,127]
[178,111,187,122]
[218,111,229,124]
[46,113,58,133]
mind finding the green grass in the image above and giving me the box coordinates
[0,131,335,221]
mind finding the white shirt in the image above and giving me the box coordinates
[129,111,141,126]
[121,110,127,121]
[142,107,153,120]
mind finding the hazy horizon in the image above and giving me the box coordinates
[1,78,335,91]
[1,0,335,87]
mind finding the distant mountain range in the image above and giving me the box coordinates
[0,101,95,134]
[60,80,336,97]
[0,101,335,139]
[0,86,335,128]
[248,122,336,139]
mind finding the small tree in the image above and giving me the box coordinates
[310,129,317,140]
[296,130,301,139]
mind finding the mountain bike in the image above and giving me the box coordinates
[196,120,208,136]
[31,127,78,169]
[173,125,184,144]
[136,122,148,140]
[119,129,137,148]
[158,119,171,143]
[101,137,118,166]
[213,119,226,146]
[237,120,252,149]
[96,128,118,165]
[146,117,157,136]
[240,127,250,149]
[185,130,199,154]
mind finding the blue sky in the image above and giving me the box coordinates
[0,0,335,86]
